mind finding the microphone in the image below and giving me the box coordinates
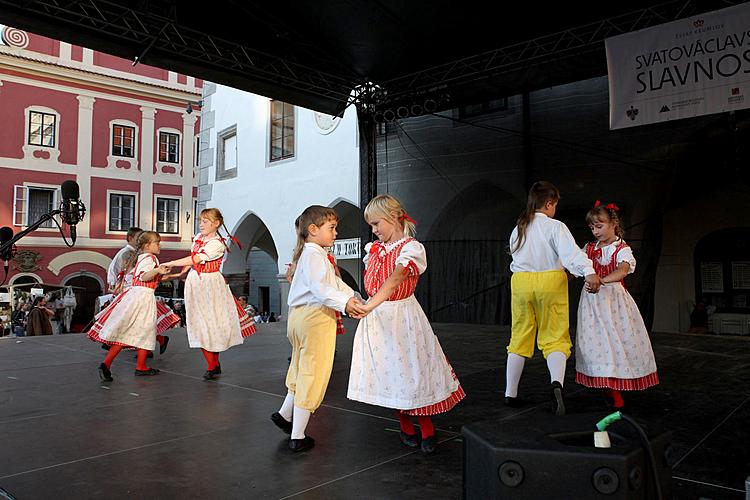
[0,226,14,274]
[60,180,86,245]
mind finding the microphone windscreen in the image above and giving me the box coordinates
[61,180,80,199]
[0,226,12,242]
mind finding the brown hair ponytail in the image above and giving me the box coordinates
[510,181,560,253]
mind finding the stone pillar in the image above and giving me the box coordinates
[76,95,95,239]
[139,106,156,229]
[181,113,198,242]
[277,273,290,320]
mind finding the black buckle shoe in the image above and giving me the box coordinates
[551,381,566,416]
[271,412,293,434]
[421,433,437,454]
[399,432,420,448]
[159,336,170,355]
[98,363,113,382]
[289,436,315,452]
[203,370,215,380]
[134,368,160,376]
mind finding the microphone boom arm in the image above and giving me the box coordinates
[0,209,63,255]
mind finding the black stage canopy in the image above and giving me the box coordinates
[0,0,741,116]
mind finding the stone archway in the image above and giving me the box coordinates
[224,211,281,315]
[61,273,103,332]
[329,197,361,293]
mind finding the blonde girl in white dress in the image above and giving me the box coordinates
[162,208,255,380]
[576,202,659,409]
[348,195,465,454]
[89,231,175,381]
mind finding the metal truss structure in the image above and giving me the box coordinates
[0,0,742,115]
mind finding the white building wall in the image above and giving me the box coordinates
[200,83,360,298]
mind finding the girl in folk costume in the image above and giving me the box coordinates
[271,206,365,453]
[576,202,659,408]
[348,195,465,454]
[108,240,172,357]
[504,181,601,416]
[161,208,256,380]
[89,231,179,381]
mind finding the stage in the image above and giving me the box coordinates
[1,321,748,499]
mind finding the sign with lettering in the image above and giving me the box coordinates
[606,3,750,129]
[332,238,361,260]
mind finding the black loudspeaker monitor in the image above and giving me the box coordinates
[463,412,673,499]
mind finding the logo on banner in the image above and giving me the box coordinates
[729,87,744,104]
[626,106,639,120]
[332,238,361,260]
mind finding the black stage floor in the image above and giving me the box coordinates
[1,321,748,499]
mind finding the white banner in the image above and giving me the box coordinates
[332,238,360,260]
[606,3,750,130]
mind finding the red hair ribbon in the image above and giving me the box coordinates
[400,212,417,225]
[593,200,619,212]
[227,233,243,250]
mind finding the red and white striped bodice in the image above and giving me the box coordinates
[585,240,630,284]
[131,254,159,289]
[364,238,421,301]
[191,234,224,273]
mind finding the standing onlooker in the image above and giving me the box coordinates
[11,303,31,337]
[26,297,54,336]
[173,300,186,327]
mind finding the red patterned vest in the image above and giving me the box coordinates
[131,254,159,289]
[364,238,421,301]
[191,234,224,273]
[585,240,630,286]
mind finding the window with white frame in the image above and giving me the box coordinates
[216,125,238,180]
[109,193,136,231]
[156,197,180,234]
[112,124,135,157]
[13,185,59,228]
[28,111,57,147]
[270,100,295,162]
[159,132,180,163]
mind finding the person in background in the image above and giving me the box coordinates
[26,296,54,336]
[11,303,31,337]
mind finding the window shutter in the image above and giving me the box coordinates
[13,185,28,226]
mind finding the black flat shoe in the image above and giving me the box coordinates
[98,363,113,382]
[203,370,216,380]
[503,396,526,408]
[551,381,566,416]
[421,434,437,454]
[271,412,293,434]
[399,432,420,448]
[289,436,315,452]
[159,336,170,355]
[134,368,160,376]
[213,364,221,375]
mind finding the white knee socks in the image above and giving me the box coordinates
[279,392,295,421]
[291,406,311,440]
[546,351,567,385]
[504,353,526,397]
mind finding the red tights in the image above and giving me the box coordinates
[201,349,220,370]
[103,345,150,370]
[397,412,435,439]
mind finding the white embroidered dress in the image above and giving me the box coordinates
[184,233,255,352]
[575,239,659,390]
[88,253,161,351]
[348,237,465,415]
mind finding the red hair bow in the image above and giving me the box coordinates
[593,200,619,212]
[400,212,417,225]
[227,233,243,250]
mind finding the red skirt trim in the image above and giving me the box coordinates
[234,298,257,338]
[399,364,466,416]
[156,302,181,335]
[335,313,345,335]
[575,371,659,391]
